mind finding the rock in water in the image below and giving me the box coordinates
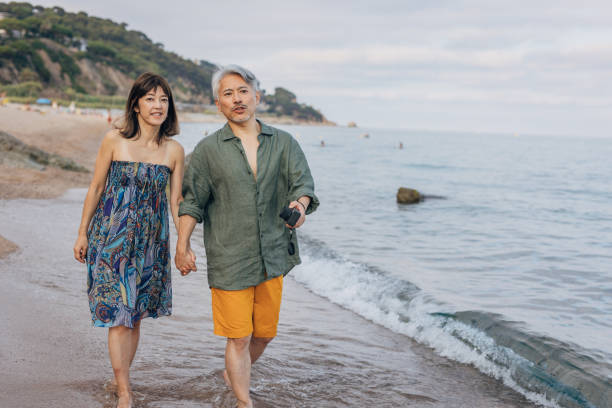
[397,187,422,204]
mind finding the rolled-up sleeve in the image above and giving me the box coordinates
[178,148,210,223]
[288,137,319,214]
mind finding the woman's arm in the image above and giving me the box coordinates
[168,140,185,233]
[73,131,116,263]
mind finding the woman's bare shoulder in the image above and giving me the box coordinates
[97,129,124,153]
[102,128,123,144]
[165,138,185,157]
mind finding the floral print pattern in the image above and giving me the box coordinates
[87,161,172,327]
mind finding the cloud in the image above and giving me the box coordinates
[264,45,527,68]
[28,0,612,134]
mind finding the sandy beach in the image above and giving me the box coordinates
[0,108,539,407]
[0,105,110,201]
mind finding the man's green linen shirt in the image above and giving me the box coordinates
[178,121,319,290]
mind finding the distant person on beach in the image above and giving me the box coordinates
[175,65,319,408]
[73,72,184,408]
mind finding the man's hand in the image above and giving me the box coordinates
[175,246,197,276]
[176,214,199,276]
[288,200,306,228]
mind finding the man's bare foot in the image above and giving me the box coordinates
[116,392,132,408]
[222,369,232,388]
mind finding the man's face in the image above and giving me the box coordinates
[215,74,260,124]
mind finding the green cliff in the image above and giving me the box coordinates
[0,2,327,122]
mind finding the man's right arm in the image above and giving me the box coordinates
[175,146,211,275]
[175,214,198,275]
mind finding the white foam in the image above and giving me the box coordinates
[292,253,563,408]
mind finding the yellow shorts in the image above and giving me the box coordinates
[211,275,283,338]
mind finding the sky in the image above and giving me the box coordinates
[29,0,612,136]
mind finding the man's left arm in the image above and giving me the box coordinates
[287,137,320,228]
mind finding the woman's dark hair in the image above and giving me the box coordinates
[118,72,179,144]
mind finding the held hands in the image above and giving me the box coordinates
[175,246,197,276]
[73,234,88,263]
[288,201,306,228]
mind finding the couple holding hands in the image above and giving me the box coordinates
[73,65,318,408]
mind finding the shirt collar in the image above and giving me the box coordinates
[221,119,273,141]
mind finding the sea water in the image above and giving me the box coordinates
[177,123,612,408]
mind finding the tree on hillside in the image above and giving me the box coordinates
[0,2,326,121]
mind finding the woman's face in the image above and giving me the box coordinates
[135,86,169,127]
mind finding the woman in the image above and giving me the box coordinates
[73,72,184,408]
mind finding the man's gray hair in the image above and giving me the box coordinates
[211,64,260,100]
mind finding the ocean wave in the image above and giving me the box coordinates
[292,236,611,408]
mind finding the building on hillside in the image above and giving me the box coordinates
[72,38,88,52]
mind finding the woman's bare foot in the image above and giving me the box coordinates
[116,392,133,408]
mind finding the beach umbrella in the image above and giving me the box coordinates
[35,98,52,105]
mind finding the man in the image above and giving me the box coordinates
[175,65,319,408]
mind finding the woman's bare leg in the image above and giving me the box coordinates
[108,325,135,407]
[128,320,141,366]
[109,321,141,390]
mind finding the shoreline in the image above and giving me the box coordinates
[0,188,538,407]
[178,110,337,127]
[0,104,333,257]
[0,105,334,201]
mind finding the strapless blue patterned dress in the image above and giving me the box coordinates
[87,161,172,327]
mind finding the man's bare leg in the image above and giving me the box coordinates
[226,336,253,408]
[223,336,274,388]
[250,336,274,364]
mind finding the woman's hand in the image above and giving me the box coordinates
[73,234,88,263]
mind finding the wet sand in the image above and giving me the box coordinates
[0,189,540,407]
